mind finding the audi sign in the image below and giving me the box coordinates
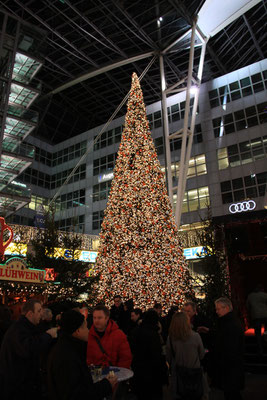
[229,200,256,214]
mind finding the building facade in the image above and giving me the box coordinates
[7,59,266,236]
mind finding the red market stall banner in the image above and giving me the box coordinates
[0,257,45,283]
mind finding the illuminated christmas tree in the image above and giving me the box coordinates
[94,73,194,310]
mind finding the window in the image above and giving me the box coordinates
[213,102,267,138]
[92,210,104,230]
[174,186,210,213]
[52,141,87,165]
[154,137,164,156]
[220,172,267,204]
[170,124,203,150]
[35,147,52,166]
[93,153,117,176]
[20,167,51,188]
[93,181,112,202]
[55,215,85,232]
[208,71,267,109]
[51,164,86,189]
[94,127,123,150]
[217,135,267,170]
[162,153,207,185]
[55,189,86,211]
[27,195,48,211]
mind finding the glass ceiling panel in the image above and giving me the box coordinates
[9,83,39,108]
[0,155,28,172]
[7,104,38,123]
[2,139,35,159]
[0,197,23,210]
[4,117,35,139]
[2,137,20,154]
[12,52,42,84]
[1,183,31,199]
[0,171,16,190]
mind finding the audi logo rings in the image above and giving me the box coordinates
[229,200,256,214]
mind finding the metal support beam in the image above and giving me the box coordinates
[178,39,207,227]
[48,52,155,96]
[159,19,208,228]
[174,20,197,227]
[243,14,264,59]
[159,54,173,209]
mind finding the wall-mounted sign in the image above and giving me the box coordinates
[4,243,27,256]
[183,247,207,260]
[52,248,98,263]
[229,200,256,214]
[98,172,114,183]
[0,257,45,283]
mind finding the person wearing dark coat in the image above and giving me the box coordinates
[47,309,117,400]
[211,297,245,400]
[0,305,12,347]
[110,295,125,330]
[129,309,168,400]
[0,299,57,400]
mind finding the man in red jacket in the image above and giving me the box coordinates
[87,305,132,368]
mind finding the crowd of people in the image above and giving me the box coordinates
[0,289,266,400]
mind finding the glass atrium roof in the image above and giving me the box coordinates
[2,139,35,159]
[0,171,16,191]
[4,116,36,141]
[9,82,40,108]
[12,52,42,85]
[0,183,31,216]
[0,154,30,173]
[7,104,38,122]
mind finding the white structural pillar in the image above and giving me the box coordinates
[177,37,207,227]
[160,20,208,228]
[159,54,173,209]
[174,20,197,227]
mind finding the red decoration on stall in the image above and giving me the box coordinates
[45,268,55,281]
[0,217,13,261]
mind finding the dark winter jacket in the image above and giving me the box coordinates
[110,304,125,328]
[212,312,245,391]
[129,321,168,389]
[47,333,111,400]
[0,315,53,400]
[87,319,132,368]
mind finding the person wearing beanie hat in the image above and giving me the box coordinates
[47,309,117,400]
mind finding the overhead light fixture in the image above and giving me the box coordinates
[157,17,163,27]
[190,86,199,95]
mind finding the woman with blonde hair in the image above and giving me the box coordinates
[166,311,205,400]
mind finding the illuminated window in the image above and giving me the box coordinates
[173,186,210,213]
[162,154,207,183]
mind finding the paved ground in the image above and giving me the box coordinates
[163,373,267,400]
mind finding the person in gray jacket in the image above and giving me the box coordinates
[247,284,267,355]
[166,312,205,400]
